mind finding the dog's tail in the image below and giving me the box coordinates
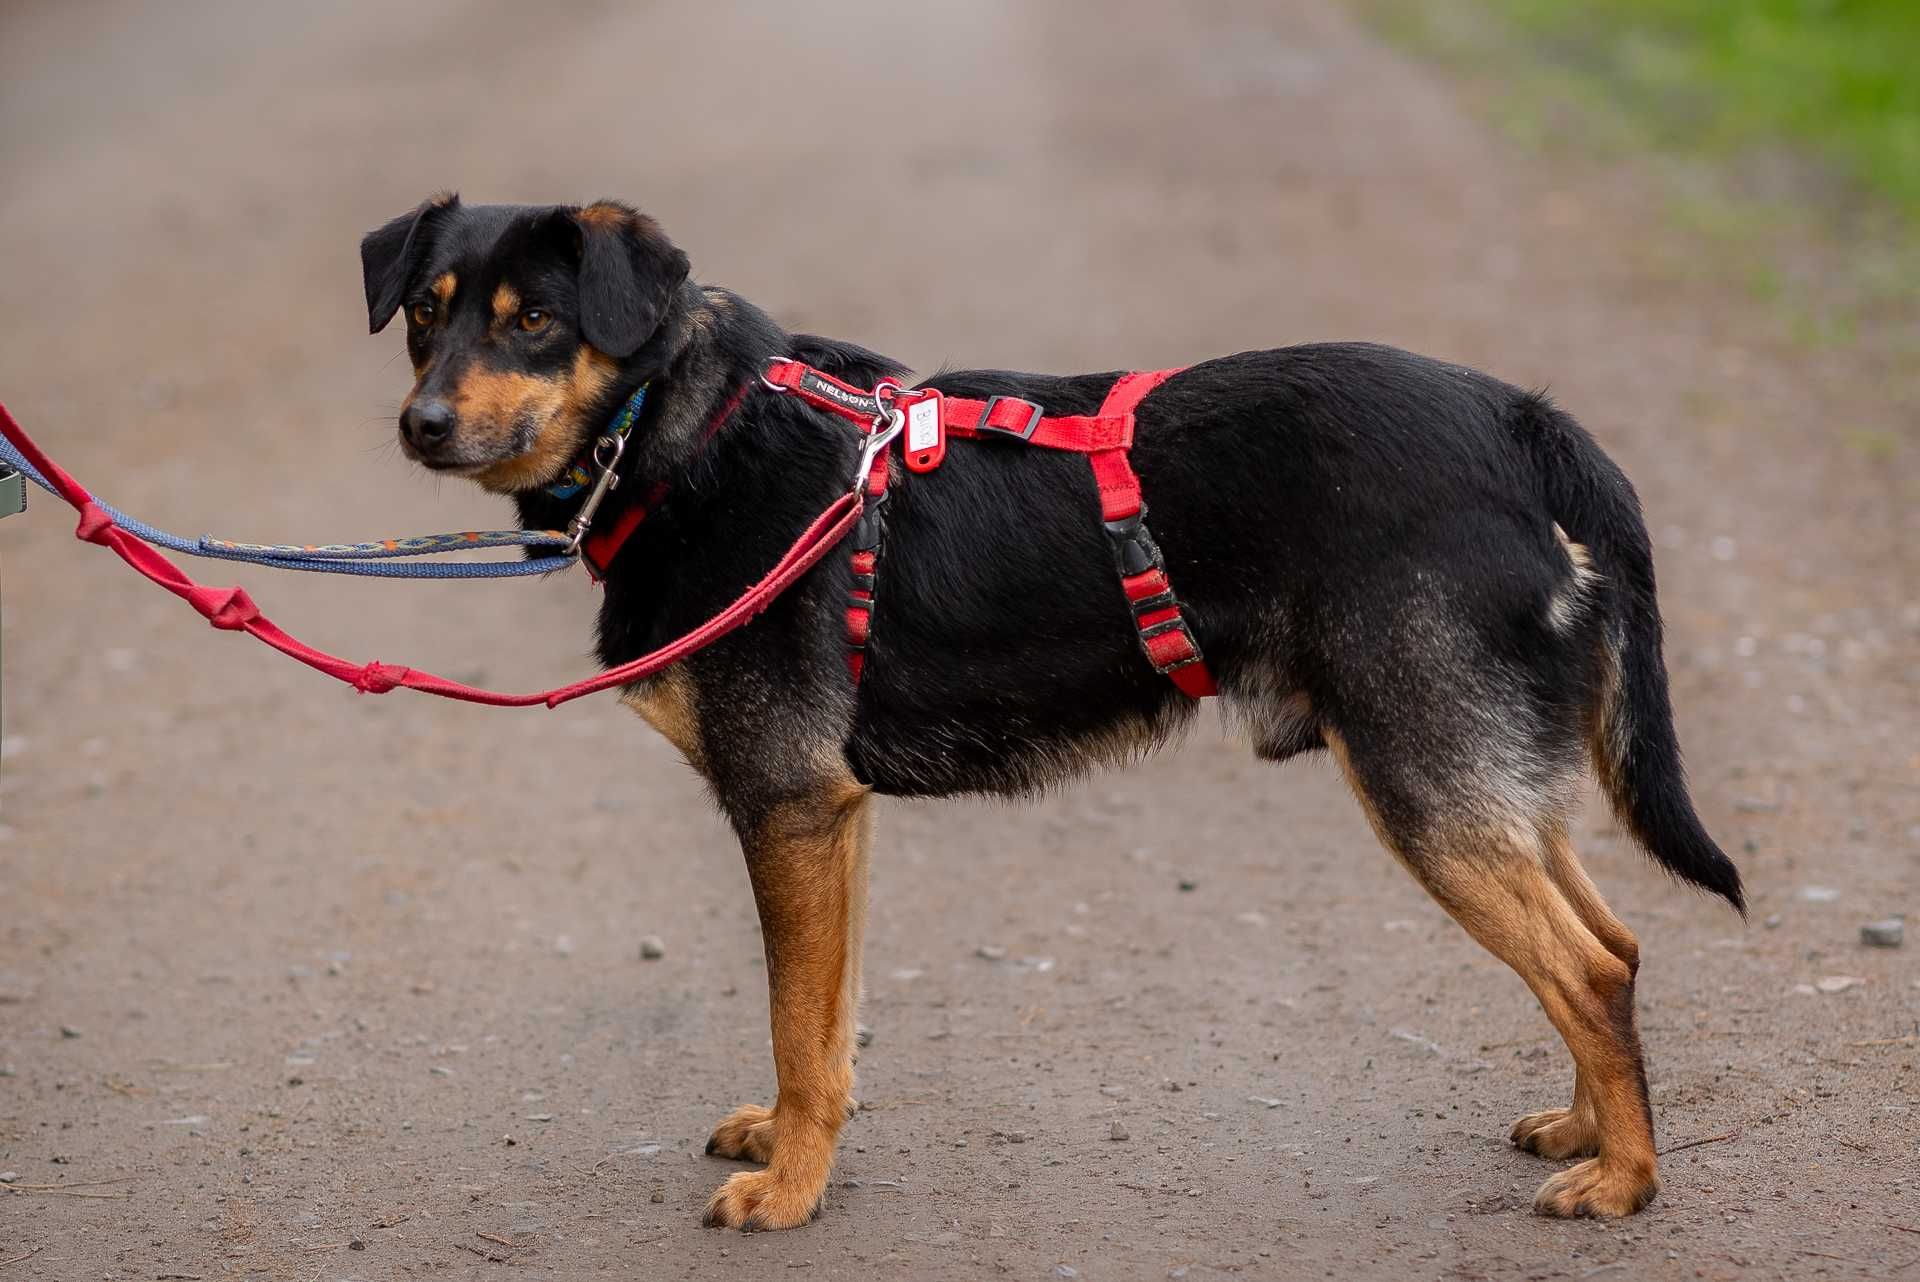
[1517,393,1745,914]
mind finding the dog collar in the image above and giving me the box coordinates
[546,382,648,500]
[577,381,751,582]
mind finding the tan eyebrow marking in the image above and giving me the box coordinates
[491,283,521,325]
[431,272,457,303]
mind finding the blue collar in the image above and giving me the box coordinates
[546,382,648,499]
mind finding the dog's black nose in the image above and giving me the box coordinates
[401,399,456,450]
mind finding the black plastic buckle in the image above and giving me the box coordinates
[1102,508,1161,577]
[852,485,889,551]
[974,396,1044,442]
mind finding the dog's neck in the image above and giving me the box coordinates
[510,282,781,537]
[621,283,757,481]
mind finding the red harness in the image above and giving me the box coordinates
[759,359,1217,699]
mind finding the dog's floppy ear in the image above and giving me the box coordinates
[360,192,458,334]
[569,201,691,359]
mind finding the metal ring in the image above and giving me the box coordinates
[591,432,625,471]
[869,379,902,431]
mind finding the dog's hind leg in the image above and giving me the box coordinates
[1327,732,1659,1218]
[703,771,872,1230]
[1507,826,1643,1161]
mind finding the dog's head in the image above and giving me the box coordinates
[361,194,690,493]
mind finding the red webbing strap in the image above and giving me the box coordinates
[581,480,665,581]
[763,358,888,426]
[844,449,890,683]
[1091,371,1216,699]
[941,399,1134,453]
[0,400,863,710]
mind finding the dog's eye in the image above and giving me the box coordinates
[519,309,550,334]
[409,302,435,328]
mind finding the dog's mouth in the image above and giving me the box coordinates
[402,415,588,494]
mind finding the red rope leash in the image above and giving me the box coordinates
[0,400,862,709]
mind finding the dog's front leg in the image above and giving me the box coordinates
[703,771,871,1231]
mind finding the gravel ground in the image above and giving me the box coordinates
[0,2,1914,1279]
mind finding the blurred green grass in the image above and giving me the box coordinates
[1499,0,1920,218]
[1369,0,1920,224]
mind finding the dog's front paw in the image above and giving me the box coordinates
[1510,1107,1600,1160]
[706,1104,777,1163]
[702,1167,824,1231]
[1532,1157,1658,1218]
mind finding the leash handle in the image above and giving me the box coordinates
[0,400,862,709]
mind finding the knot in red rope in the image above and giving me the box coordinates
[353,661,407,694]
[74,502,115,544]
[185,584,260,630]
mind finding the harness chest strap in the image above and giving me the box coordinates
[843,445,889,682]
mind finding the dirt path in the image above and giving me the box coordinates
[1,3,1913,1279]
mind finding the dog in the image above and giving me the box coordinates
[360,193,1742,1231]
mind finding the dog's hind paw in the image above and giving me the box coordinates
[1532,1157,1658,1219]
[705,1104,777,1163]
[1509,1107,1600,1159]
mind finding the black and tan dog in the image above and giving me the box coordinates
[361,194,1742,1231]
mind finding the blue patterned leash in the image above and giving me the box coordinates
[0,384,649,579]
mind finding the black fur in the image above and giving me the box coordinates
[361,194,456,333]
[570,204,692,359]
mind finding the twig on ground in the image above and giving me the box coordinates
[1658,1130,1739,1156]
[151,1061,232,1072]
[2,1177,134,1199]
[476,1232,518,1249]
[0,1246,45,1268]
[457,1242,508,1263]
[1887,1223,1920,1236]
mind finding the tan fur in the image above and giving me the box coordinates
[576,201,627,231]
[1544,825,1639,972]
[1506,826,1644,1162]
[430,272,456,304]
[456,348,620,493]
[491,283,521,327]
[1326,734,1658,1217]
[1546,524,1601,631]
[620,668,705,770]
[704,773,872,1230]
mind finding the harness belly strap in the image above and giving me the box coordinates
[1088,371,1216,698]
